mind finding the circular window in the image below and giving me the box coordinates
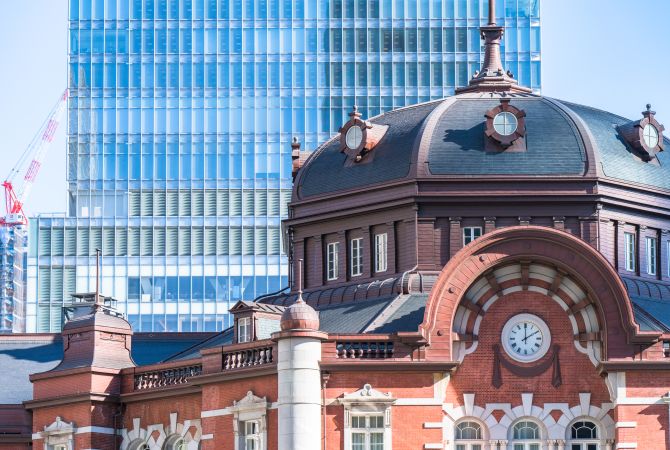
[345,126,363,150]
[643,123,659,149]
[493,112,518,136]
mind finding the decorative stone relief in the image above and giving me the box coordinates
[339,384,396,450]
[39,416,75,449]
[229,391,269,450]
[120,414,202,450]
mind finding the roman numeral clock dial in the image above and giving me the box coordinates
[501,314,551,363]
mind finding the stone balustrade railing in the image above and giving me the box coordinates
[133,364,202,391]
[336,341,395,359]
[223,344,274,370]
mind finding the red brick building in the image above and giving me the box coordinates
[3,1,670,449]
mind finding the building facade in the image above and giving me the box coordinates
[0,226,27,333]
[27,0,541,332]
[4,6,670,449]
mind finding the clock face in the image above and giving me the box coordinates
[501,314,551,363]
[345,126,363,150]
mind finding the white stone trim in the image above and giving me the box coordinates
[340,384,396,450]
[119,414,202,450]
[424,444,442,449]
[424,422,443,429]
[615,444,637,449]
[37,416,75,449]
[615,421,637,428]
[230,391,269,450]
[75,426,116,435]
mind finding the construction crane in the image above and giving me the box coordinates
[1,89,68,226]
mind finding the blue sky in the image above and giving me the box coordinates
[0,0,668,216]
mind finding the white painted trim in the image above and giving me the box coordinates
[32,433,42,440]
[75,426,116,435]
[424,422,443,429]
[615,421,637,428]
[201,434,214,440]
[202,407,232,418]
[616,444,638,449]
[616,397,665,405]
[424,444,442,449]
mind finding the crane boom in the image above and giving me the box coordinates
[2,89,68,226]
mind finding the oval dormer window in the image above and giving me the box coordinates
[643,123,659,149]
[346,125,363,150]
[493,111,518,136]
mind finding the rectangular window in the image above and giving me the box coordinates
[238,317,252,343]
[375,233,388,273]
[327,242,339,280]
[351,238,363,277]
[351,415,384,450]
[624,232,636,272]
[243,420,260,450]
[646,236,657,275]
[463,227,482,246]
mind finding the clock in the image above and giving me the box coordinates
[501,313,551,363]
[345,125,364,150]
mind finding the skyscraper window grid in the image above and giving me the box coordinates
[27,0,540,332]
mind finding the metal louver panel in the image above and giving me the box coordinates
[64,267,76,300]
[128,191,141,216]
[128,228,140,256]
[216,228,228,254]
[280,190,291,216]
[166,227,178,256]
[242,227,254,255]
[50,268,63,301]
[64,228,76,256]
[229,227,241,255]
[192,190,204,216]
[179,191,191,216]
[102,228,115,256]
[192,228,204,255]
[140,228,153,256]
[141,191,153,216]
[268,227,280,255]
[153,191,166,216]
[204,228,216,255]
[229,190,241,216]
[90,227,102,255]
[204,190,217,216]
[255,191,267,216]
[115,228,127,256]
[154,228,166,256]
[38,306,50,332]
[50,306,62,332]
[255,228,267,255]
[242,190,254,216]
[39,229,51,255]
[268,190,280,216]
[217,190,229,216]
[38,268,50,302]
[178,228,191,256]
[77,228,89,256]
[51,228,64,256]
[166,191,179,216]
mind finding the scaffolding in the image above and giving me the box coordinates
[0,226,27,333]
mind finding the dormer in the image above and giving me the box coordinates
[339,106,388,164]
[617,104,665,162]
[229,301,285,344]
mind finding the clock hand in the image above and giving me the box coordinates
[523,330,540,343]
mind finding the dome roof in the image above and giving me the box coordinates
[294,93,670,200]
[280,297,320,331]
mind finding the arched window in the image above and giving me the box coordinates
[163,435,190,450]
[511,420,541,450]
[569,420,599,450]
[128,440,150,450]
[454,421,484,450]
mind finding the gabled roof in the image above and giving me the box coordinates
[229,300,285,314]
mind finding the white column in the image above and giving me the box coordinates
[277,336,323,450]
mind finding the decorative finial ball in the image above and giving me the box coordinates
[280,297,320,331]
[353,105,358,112]
[647,103,652,111]
[293,136,298,143]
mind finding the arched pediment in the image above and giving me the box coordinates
[421,226,659,362]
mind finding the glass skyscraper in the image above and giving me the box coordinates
[27,0,541,333]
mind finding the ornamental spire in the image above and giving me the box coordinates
[456,0,532,94]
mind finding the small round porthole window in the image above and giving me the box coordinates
[493,111,518,136]
[643,123,659,148]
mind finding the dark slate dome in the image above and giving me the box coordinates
[294,93,670,200]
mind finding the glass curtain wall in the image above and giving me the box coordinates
[27,0,541,332]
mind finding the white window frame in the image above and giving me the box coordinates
[463,227,482,246]
[351,238,363,277]
[39,417,74,450]
[351,414,385,450]
[510,420,543,450]
[230,391,269,450]
[646,236,657,275]
[327,242,340,280]
[243,420,261,450]
[374,233,387,273]
[238,317,252,343]
[454,419,486,450]
[567,419,600,450]
[624,232,636,272]
[340,384,395,450]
